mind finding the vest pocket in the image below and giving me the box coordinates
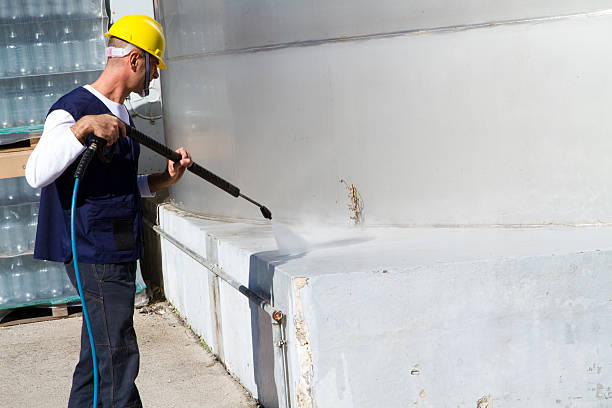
[112,219,135,251]
[89,203,137,254]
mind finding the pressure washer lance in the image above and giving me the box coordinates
[125,125,272,220]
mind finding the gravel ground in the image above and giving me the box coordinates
[0,302,258,408]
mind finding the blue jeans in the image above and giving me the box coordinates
[65,261,142,408]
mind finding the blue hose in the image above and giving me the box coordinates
[71,178,99,407]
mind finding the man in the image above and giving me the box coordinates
[25,15,191,408]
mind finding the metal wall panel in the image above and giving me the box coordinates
[158,3,612,226]
[158,0,612,58]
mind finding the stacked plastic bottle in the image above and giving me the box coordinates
[0,176,78,308]
[0,256,76,307]
[0,71,101,133]
[0,0,107,142]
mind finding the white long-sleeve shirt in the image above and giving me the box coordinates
[25,84,153,197]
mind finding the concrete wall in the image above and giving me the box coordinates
[158,204,612,407]
[157,205,294,407]
[156,1,612,226]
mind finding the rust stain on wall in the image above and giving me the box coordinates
[339,179,364,225]
[294,277,314,408]
[477,395,493,408]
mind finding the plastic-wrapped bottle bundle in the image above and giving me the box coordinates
[24,75,58,123]
[0,15,107,130]
[0,90,12,129]
[0,27,7,78]
[0,177,39,256]
[47,261,69,298]
[85,20,107,70]
[27,76,56,125]
[0,209,12,255]
[0,207,13,255]
[65,72,83,89]
[0,0,104,22]
[34,261,51,300]
[0,2,22,23]
[61,71,98,94]
[0,207,26,256]
[20,257,36,302]
[34,259,51,300]
[23,203,38,252]
[61,268,75,296]
[25,78,43,126]
[8,258,32,304]
[0,20,106,81]
[0,72,103,133]
[5,25,31,77]
[23,0,52,20]
[13,217,27,255]
[0,255,144,308]
[0,3,11,21]
[56,21,73,73]
[63,0,83,19]
[86,0,105,19]
[0,256,75,306]
[24,81,39,126]
[9,257,26,303]
[35,78,57,123]
[0,177,23,206]
[30,23,58,74]
[10,79,28,127]
[20,178,41,203]
[0,259,12,306]
[57,21,86,72]
[0,78,11,130]
[40,259,74,300]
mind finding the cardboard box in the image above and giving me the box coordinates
[0,138,39,180]
[0,149,33,180]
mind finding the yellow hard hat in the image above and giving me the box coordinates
[105,15,167,69]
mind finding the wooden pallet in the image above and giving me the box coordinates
[0,304,82,327]
[0,137,40,154]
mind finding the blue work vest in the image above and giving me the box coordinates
[34,87,144,264]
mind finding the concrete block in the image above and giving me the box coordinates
[158,203,612,407]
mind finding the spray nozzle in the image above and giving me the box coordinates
[260,206,272,220]
[89,136,107,150]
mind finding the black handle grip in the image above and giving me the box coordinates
[74,136,107,179]
[126,126,240,197]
